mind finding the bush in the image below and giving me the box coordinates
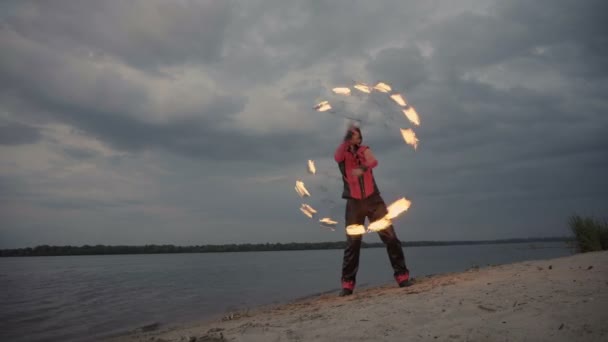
[569,214,608,253]
[600,225,608,250]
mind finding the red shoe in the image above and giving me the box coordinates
[395,272,412,287]
[340,279,355,296]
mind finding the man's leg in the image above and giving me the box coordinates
[340,199,365,296]
[377,226,411,286]
[367,194,411,286]
[341,234,362,295]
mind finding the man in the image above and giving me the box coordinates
[334,124,411,296]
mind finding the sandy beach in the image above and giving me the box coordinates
[108,251,608,342]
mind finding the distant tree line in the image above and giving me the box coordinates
[0,237,572,257]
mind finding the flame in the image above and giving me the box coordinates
[300,208,313,218]
[302,204,317,214]
[346,224,366,235]
[354,83,372,94]
[402,106,420,126]
[367,218,393,232]
[320,217,337,225]
[319,217,338,227]
[320,218,337,231]
[373,82,392,93]
[390,93,407,107]
[295,180,311,197]
[400,128,419,150]
[346,197,412,235]
[301,209,315,218]
[314,101,332,112]
[332,87,351,96]
[307,160,316,175]
[300,203,317,218]
[386,197,412,219]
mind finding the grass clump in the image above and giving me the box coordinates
[569,214,608,253]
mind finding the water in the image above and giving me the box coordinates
[0,242,574,342]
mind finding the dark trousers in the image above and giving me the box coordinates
[341,193,409,284]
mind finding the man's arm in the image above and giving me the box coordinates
[351,148,378,176]
[360,148,378,170]
[334,141,349,162]
[336,124,359,162]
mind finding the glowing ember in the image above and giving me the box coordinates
[300,208,312,218]
[332,87,351,96]
[295,180,311,197]
[346,224,366,235]
[307,160,316,175]
[367,217,393,232]
[346,197,412,235]
[320,217,337,225]
[314,101,332,112]
[402,106,420,126]
[319,217,338,228]
[373,82,392,93]
[305,82,421,233]
[354,83,372,94]
[302,203,317,213]
[300,203,317,218]
[386,197,412,219]
[400,128,419,150]
[390,93,407,107]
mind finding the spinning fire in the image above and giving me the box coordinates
[297,81,420,235]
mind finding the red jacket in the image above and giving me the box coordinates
[334,142,379,199]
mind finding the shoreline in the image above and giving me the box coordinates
[1,237,572,257]
[107,251,608,342]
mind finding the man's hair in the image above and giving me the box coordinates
[344,126,362,142]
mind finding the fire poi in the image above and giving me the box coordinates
[293,81,421,234]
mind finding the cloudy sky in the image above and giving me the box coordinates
[0,0,606,248]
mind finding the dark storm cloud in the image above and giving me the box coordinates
[216,0,436,85]
[365,46,430,91]
[364,0,608,166]
[426,0,608,76]
[0,25,148,117]
[372,74,608,192]
[0,21,275,162]
[19,89,336,164]
[35,198,142,211]
[0,175,23,199]
[5,0,233,69]
[0,35,252,159]
[497,0,608,46]
[1,0,607,248]
[0,1,337,164]
[61,146,99,160]
[44,96,248,161]
[0,121,41,145]
[356,0,608,241]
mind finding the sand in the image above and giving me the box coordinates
[108,251,608,342]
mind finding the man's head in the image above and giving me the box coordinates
[344,125,362,146]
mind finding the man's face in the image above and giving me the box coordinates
[349,130,362,145]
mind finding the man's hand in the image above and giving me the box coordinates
[363,148,377,167]
[351,168,364,177]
